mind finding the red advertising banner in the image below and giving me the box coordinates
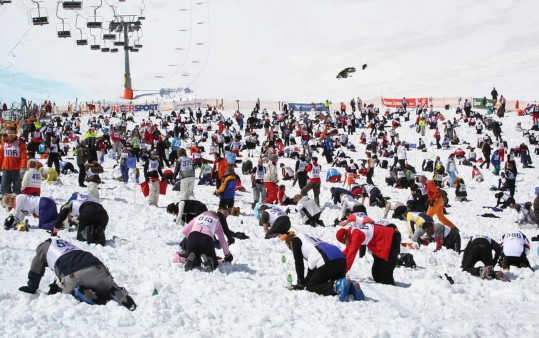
[381,97,429,108]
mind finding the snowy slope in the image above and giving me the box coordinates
[1,0,539,103]
[0,107,538,337]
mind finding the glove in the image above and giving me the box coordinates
[227,237,236,245]
[429,200,435,206]
[285,208,290,215]
[19,168,26,178]
[19,286,36,294]
[4,215,19,230]
[224,253,233,263]
[292,283,305,290]
[48,283,61,295]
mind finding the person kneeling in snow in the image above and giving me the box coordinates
[336,215,401,285]
[411,222,461,252]
[289,194,325,227]
[281,232,364,302]
[260,205,291,239]
[2,193,58,231]
[179,211,233,272]
[18,238,136,310]
[461,235,504,280]
[52,193,108,246]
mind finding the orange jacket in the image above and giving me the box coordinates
[425,180,441,201]
[0,139,28,170]
[211,158,229,180]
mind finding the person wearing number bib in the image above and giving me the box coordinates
[259,205,291,239]
[0,126,28,195]
[263,154,280,204]
[461,235,503,278]
[301,157,321,206]
[281,232,364,301]
[144,151,164,206]
[84,157,104,199]
[2,193,58,231]
[250,158,268,206]
[53,194,108,246]
[499,230,532,271]
[18,238,136,310]
[181,211,233,272]
[215,167,237,211]
[412,222,461,252]
[336,219,401,285]
[173,148,196,224]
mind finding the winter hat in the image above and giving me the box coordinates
[336,228,349,243]
[535,187,539,195]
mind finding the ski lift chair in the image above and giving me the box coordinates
[0,0,13,5]
[110,48,119,53]
[30,1,49,25]
[62,0,82,10]
[56,2,71,38]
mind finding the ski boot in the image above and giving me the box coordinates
[109,286,137,311]
[200,254,215,272]
[349,280,365,301]
[334,278,351,302]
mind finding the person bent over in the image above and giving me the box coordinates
[18,238,136,310]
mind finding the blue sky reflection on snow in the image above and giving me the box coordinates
[0,69,80,104]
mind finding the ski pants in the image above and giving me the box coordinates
[148,180,159,205]
[296,172,308,189]
[87,182,99,199]
[304,258,347,296]
[61,264,118,299]
[179,177,195,200]
[461,242,494,277]
[265,217,291,239]
[38,197,59,231]
[263,182,278,204]
[301,181,321,206]
[77,201,109,241]
[372,230,401,285]
[443,229,461,252]
[186,231,218,267]
[47,154,61,175]
[1,169,21,195]
[253,182,267,203]
[501,253,531,269]
[78,164,86,186]
[427,197,456,229]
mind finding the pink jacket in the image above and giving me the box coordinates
[182,211,230,255]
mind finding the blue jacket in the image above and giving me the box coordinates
[217,174,236,199]
[225,151,236,165]
[490,152,501,165]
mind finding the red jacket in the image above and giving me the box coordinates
[425,179,440,201]
[342,225,395,272]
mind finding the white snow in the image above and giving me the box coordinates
[0,107,538,337]
[0,0,538,336]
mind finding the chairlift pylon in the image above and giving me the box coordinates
[62,0,82,10]
[30,0,49,25]
[56,2,71,38]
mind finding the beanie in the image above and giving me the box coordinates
[336,228,348,243]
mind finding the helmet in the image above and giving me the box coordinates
[336,228,348,243]
[4,215,16,230]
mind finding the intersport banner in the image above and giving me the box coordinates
[101,103,160,113]
[381,97,429,108]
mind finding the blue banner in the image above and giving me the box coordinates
[288,102,327,112]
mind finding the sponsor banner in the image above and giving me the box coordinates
[382,97,429,108]
[288,103,327,112]
[472,98,495,109]
[101,104,160,113]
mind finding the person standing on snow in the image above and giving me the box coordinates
[173,148,196,225]
[301,156,322,206]
[419,175,457,230]
[263,154,279,204]
[143,150,164,206]
[0,126,28,195]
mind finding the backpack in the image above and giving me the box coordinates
[397,253,416,268]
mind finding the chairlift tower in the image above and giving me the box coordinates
[109,16,142,100]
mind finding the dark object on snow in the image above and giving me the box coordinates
[397,253,416,268]
[439,273,454,284]
[362,64,367,70]
[336,67,356,79]
[232,231,250,240]
[480,213,500,218]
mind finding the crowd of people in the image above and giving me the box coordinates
[1,94,538,307]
